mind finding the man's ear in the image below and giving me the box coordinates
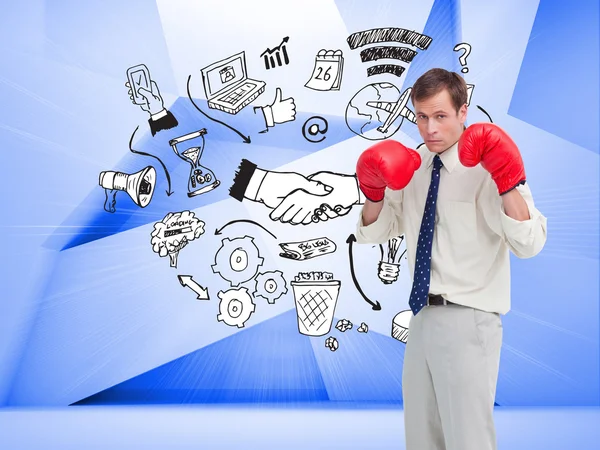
[459,103,468,124]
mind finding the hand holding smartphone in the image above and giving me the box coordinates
[126,64,151,105]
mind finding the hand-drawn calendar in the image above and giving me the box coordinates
[305,49,344,91]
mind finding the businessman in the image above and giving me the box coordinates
[355,68,547,450]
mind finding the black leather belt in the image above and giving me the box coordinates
[427,294,454,306]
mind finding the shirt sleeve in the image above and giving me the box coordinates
[355,188,405,244]
[479,177,548,259]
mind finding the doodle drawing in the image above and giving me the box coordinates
[252,270,288,304]
[217,287,256,328]
[98,166,156,213]
[366,87,416,132]
[229,159,362,225]
[261,36,291,70]
[302,116,328,143]
[177,275,210,300]
[169,129,220,197]
[254,88,296,133]
[305,49,344,91]
[346,234,382,310]
[126,64,151,106]
[346,27,433,78]
[335,319,352,332]
[325,336,339,352]
[453,43,472,73]
[392,310,412,343]
[291,271,341,337]
[151,211,205,268]
[200,52,265,115]
[212,236,264,287]
[279,236,337,261]
[378,235,407,284]
[346,83,414,141]
[125,64,178,135]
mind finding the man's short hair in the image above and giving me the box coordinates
[411,68,468,113]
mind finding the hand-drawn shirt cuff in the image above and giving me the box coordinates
[229,159,257,202]
[262,105,275,128]
[245,168,267,202]
[150,108,168,121]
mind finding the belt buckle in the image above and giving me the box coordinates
[427,294,447,306]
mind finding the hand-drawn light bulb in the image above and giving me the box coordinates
[378,235,406,284]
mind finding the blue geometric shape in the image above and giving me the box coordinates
[399,0,463,84]
[43,0,178,94]
[42,97,358,251]
[335,0,431,34]
[399,0,463,143]
[509,0,599,153]
[71,309,330,405]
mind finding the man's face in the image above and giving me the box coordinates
[414,88,467,153]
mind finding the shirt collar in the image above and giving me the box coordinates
[425,141,460,173]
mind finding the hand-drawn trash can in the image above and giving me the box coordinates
[291,272,340,337]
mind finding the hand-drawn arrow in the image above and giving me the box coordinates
[128,125,174,196]
[186,75,251,144]
[177,275,210,300]
[346,234,381,311]
[214,219,277,239]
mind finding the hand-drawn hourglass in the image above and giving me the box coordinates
[169,129,220,197]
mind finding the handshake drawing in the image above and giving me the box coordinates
[230,159,364,225]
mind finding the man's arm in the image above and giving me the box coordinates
[354,139,421,244]
[355,188,405,244]
[502,187,530,221]
[361,199,385,226]
[479,178,547,258]
[459,123,547,258]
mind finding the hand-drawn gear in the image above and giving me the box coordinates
[216,287,256,328]
[211,236,264,286]
[253,270,288,304]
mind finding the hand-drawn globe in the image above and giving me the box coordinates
[345,82,404,140]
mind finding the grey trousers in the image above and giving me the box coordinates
[402,303,503,450]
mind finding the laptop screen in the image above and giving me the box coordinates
[201,52,248,99]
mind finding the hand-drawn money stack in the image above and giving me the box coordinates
[291,271,340,337]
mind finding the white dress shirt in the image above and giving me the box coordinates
[355,141,548,315]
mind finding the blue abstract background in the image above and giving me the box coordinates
[0,0,598,412]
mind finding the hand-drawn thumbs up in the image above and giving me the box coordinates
[261,87,297,127]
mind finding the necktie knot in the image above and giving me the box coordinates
[433,154,443,171]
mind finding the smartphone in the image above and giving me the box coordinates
[126,64,151,105]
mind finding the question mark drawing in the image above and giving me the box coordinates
[453,43,471,73]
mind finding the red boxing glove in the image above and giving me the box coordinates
[356,140,421,202]
[458,123,526,195]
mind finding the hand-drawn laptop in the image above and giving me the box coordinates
[200,51,266,115]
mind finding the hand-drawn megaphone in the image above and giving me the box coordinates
[99,166,157,213]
